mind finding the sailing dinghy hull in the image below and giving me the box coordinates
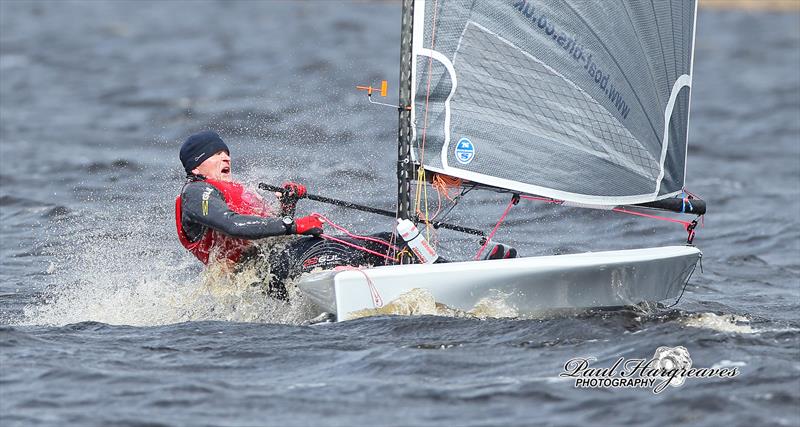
[297,246,701,322]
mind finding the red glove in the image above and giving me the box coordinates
[294,215,323,236]
[279,182,307,216]
[282,182,306,198]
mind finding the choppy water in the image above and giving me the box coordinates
[1,1,798,426]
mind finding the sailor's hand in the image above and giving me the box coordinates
[282,182,306,198]
[278,182,306,216]
[294,215,323,236]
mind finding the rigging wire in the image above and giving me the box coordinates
[473,194,520,260]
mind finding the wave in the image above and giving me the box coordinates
[0,195,71,219]
[85,159,142,174]
[0,195,41,207]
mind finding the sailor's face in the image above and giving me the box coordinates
[193,150,231,181]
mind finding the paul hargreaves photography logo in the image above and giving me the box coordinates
[559,346,740,394]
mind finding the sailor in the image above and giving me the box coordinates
[175,130,393,299]
[175,130,323,263]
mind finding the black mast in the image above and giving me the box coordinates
[397,0,414,223]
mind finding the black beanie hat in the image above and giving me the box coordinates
[180,131,229,173]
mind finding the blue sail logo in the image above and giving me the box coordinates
[454,137,475,165]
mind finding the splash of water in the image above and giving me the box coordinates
[470,290,519,319]
[21,247,319,327]
[681,312,755,334]
[346,288,519,320]
[18,178,319,327]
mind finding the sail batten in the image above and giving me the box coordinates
[409,0,697,206]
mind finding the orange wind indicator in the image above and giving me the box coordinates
[356,80,388,97]
[355,80,407,109]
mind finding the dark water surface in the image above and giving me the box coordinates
[1,1,799,426]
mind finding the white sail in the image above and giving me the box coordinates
[410,0,698,205]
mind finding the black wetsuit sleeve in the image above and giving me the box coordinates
[181,182,287,239]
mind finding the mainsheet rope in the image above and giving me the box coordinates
[309,214,390,308]
[311,213,400,263]
[334,265,384,308]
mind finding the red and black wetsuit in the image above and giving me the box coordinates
[175,177,287,264]
[176,176,393,299]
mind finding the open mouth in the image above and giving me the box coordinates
[221,166,230,174]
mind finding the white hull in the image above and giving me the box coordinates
[297,246,701,322]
